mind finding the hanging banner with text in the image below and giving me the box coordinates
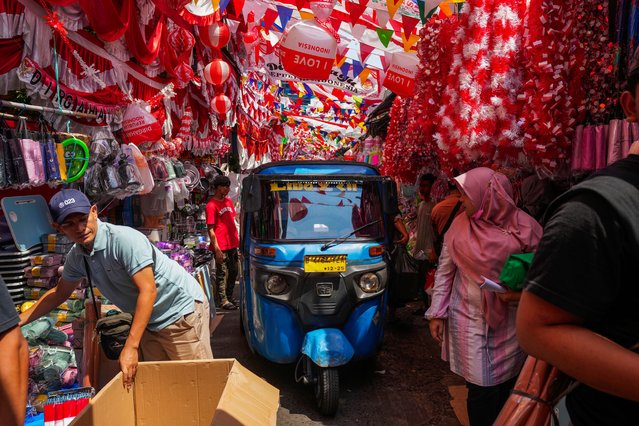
[17,58,122,124]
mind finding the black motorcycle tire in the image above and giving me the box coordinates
[314,367,339,416]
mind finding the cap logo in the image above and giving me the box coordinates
[60,198,76,208]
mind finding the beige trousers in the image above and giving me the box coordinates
[139,299,213,360]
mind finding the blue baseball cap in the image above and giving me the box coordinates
[49,189,92,224]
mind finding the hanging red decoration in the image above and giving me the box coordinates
[382,52,419,98]
[309,0,337,20]
[210,94,232,114]
[122,103,163,145]
[203,59,231,85]
[200,22,231,49]
[280,20,337,80]
[174,63,195,88]
[168,27,195,57]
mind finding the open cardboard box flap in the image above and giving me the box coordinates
[69,359,279,426]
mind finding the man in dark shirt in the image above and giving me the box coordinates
[516,49,639,425]
[0,277,28,426]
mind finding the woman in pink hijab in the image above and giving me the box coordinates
[426,167,542,426]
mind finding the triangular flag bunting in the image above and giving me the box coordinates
[294,0,307,12]
[359,68,371,83]
[220,0,232,14]
[299,10,314,19]
[345,0,369,26]
[262,9,279,31]
[351,23,366,40]
[335,49,346,66]
[352,60,364,78]
[330,17,342,32]
[276,5,294,30]
[417,0,426,23]
[359,42,375,63]
[212,0,220,11]
[375,9,390,27]
[254,45,261,64]
[340,61,351,77]
[382,50,393,71]
[402,15,420,36]
[376,28,393,47]
[386,0,403,19]
[332,89,346,100]
[401,32,420,51]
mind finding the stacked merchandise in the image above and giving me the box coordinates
[0,245,43,305]
[18,236,92,423]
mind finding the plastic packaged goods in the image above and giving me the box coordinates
[27,277,58,289]
[24,266,59,278]
[30,254,64,266]
[49,309,81,323]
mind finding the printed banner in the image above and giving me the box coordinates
[263,54,381,97]
[17,58,122,124]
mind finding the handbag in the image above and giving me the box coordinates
[391,244,420,302]
[495,342,639,426]
[83,258,132,360]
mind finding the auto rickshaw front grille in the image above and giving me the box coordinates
[310,302,338,314]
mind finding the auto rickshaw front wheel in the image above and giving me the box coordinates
[313,366,339,417]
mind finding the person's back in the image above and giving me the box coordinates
[519,155,639,424]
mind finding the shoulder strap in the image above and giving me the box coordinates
[441,200,463,237]
[81,246,156,320]
[82,257,100,319]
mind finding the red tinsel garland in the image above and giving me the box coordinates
[385,0,615,178]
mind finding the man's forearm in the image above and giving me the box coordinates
[19,285,69,326]
[0,327,28,426]
[125,289,156,350]
[519,323,639,402]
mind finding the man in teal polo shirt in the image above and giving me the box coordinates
[20,189,213,388]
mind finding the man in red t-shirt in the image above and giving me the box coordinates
[206,175,240,310]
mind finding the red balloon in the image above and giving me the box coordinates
[200,22,231,49]
[210,94,232,114]
[203,59,231,86]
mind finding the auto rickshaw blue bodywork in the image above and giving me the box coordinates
[239,161,398,415]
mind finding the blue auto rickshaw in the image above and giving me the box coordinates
[239,161,398,416]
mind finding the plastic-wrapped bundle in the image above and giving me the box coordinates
[21,318,69,346]
[28,345,77,393]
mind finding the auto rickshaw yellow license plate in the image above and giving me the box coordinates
[304,255,347,272]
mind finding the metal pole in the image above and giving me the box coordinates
[0,100,100,119]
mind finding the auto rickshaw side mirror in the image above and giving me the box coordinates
[241,174,262,213]
[381,178,400,216]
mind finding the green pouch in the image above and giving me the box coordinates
[499,253,535,291]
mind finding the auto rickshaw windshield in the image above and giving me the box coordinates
[250,179,384,241]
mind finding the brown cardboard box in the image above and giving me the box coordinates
[69,359,279,426]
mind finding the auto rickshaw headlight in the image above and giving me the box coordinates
[358,273,380,293]
[265,274,289,295]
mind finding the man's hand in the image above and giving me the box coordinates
[119,345,138,390]
[214,247,224,264]
[429,318,445,345]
